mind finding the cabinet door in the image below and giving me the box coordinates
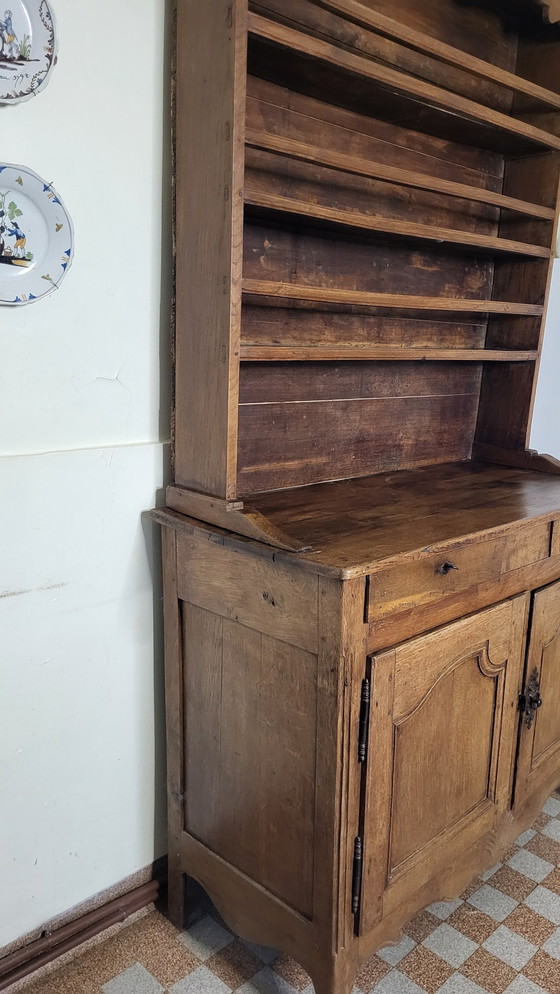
[515,580,560,810]
[359,596,527,935]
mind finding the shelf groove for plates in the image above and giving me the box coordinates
[244,191,551,257]
[245,131,556,222]
[242,279,545,315]
[248,13,560,152]
[240,346,539,361]
[310,0,560,109]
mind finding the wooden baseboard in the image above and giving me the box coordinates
[0,867,165,991]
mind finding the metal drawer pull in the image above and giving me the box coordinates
[436,560,459,575]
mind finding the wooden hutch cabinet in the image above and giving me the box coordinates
[155,2,560,991]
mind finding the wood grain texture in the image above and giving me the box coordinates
[361,598,527,928]
[243,280,543,315]
[366,519,550,622]
[515,579,560,809]
[244,189,550,257]
[166,485,309,551]
[174,0,246,499]
[238,392,478,493]
[311,0,560,108]
[245,128,555,220]
[183,602,318,917]
[176,528,318,652]
[161,526,186,929]
[247,12,560,152]
[242,461,560,577]
[240,346,538,361]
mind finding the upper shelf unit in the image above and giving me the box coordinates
[247,10,560,155]
[173,0,560,509]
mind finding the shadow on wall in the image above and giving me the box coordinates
[141,0,175,863]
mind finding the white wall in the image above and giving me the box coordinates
[0,0,170,947]
[531,260,560,459]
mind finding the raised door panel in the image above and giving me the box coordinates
[515,580,560,809]
[182,602,318,919]
[360,596,528,935]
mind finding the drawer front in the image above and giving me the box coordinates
[552,519,560,557]
[366,520,550,623]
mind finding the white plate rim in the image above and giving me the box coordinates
[0,0,58,105]
[0,160,73,306]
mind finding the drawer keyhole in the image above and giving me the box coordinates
[436,560,459,576]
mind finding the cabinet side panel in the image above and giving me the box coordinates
[174,0,246,498]
[182,602,317,919]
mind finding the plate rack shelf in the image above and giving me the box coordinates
[172,0,560,540]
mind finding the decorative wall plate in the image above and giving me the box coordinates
[0,163,73,305]
[0,1,57,104]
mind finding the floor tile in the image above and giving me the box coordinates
[526,833,560,865]
[459,948,516,994]
[522,949,560,993]
[207,939,263,989]
[404,910,440,943]
[467,886,518,923]
[426,899,464,920]
[502,978,548,994]
[542,797,560,817]
[515,830,537,848]
[482,865,503,882]
[237,966,301,994]
[482,925,538,970]
[487,867,535,902]
[355,954,391,992]
[503,905,556,945]
[541,924,560,959]
[271,954,311,992]
[506,850,554,884]
[524,885,560,924]
[102,963,164,994]
[540,866,560,895]
[377,934,416,966]
[398,946,454,992]
[241,940,279,965]
[446,906,498,944]
[170,966,232,994]
[423,924,478,967]
[542,817,560,842]
[177,917,234,961]
[435,973,490,994]
[370,970,426,994]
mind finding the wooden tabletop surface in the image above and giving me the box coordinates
[245,461,560,576]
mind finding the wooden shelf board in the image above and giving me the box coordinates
[245,130,556,223]
[248,13,560,152]
[313,0,560,110]
[242,280,545,316]
[244,192,551,258]
[239,346,539,362]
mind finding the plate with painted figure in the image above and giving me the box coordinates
[0,163,73,305]
[0,1,57,103]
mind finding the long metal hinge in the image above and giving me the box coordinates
[358,678,370,763]
[351,837,363,914]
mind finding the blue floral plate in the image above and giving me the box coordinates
[0,1,57,104]
[0,163,73,305]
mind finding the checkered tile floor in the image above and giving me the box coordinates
[21,794,560,994]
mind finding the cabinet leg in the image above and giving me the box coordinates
[310,951,358,994]
[167,865,187,931]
